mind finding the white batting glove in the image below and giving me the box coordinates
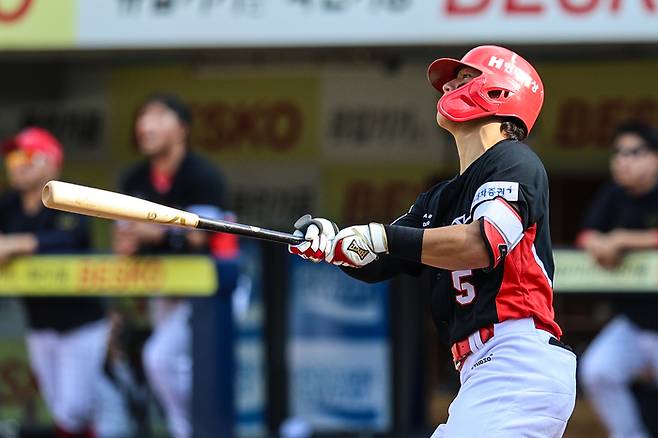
[288,214,339,263]
[326,223,388,268]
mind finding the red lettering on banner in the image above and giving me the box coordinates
[596,98,626,145]
[506,0,543,14]
[611,0,656,12]
[559,0,598,14]
[0,0,32,23]
[445,0,491,14]
[193,101,302,152]
[556,98,588,148]
[633,99,658,123]
[343,181,422,224]
[445,0,657,15]
[556,98,658,148]
[77,260,165,292]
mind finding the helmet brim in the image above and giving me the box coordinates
[428,58,485,92]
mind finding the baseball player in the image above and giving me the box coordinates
[0,127,108,438]
[289,45,577,436]
[113,93,231,438]
[578,121,658,438]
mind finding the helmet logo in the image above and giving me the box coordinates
[487,56,540,93]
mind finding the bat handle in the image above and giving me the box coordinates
[197,217,305,245]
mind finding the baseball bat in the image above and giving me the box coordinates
[41,180,304,245]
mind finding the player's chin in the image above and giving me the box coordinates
[436,111,454,130]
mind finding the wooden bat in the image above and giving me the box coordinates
[41,180,304,245]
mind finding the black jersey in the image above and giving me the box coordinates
[582,182,658,232]
[343,140,560,345]
[581,182,658,330]
[0,191,105,332]
[120,151,226,255]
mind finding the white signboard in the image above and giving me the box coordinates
[76,0,658,48]
[321,66,450,164]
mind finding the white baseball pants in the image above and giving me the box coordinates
[26,319,109,433]
[143,299,192,438]
[431,318,577,437]
[580,315,658,438]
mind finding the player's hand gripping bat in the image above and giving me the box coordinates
[42,180,304,245]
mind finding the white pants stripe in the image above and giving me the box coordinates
[431,318,577,437]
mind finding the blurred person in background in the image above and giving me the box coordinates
[0,127,108,438]
[578,121,658,438]
[112,93,231,438]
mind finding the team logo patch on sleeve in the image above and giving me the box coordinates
[347,240,370,261]
[471,181,519,209]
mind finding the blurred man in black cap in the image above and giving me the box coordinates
[113,93,234,438]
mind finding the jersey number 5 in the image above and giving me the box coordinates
[452,270,476,305]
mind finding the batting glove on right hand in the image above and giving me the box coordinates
[288,214,339,263]
[326,223,388,268]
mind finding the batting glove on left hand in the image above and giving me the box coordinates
[288,214,339,263]
[326,223,388,268]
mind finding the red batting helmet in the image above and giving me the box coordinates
[427,45,544,133]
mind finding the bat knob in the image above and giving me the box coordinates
[41,181,55,207]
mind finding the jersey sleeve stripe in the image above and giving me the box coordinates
[391,204,415,225]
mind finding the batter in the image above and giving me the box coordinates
[290,45,577,437]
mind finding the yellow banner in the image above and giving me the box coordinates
[534,60,658,174]
[109,66,319,163]
[0,256,217,295]
[554,250,658,292]
[0,0,75,48]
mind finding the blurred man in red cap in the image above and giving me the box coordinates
[0,127,108,438]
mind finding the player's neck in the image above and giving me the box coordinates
[454,122,506,174]
[151,142,186,175]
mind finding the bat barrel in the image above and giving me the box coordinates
[42,180,303,246]
[197,217,304,245]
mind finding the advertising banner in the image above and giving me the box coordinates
[323,164,442,225]
[222,164,320,231]
[76,0,658,48]
[3,1,658,50]
[0,256,217,295]
[109,67,319,163]
[532,60,658,174]
[0,0,75,48]
[554,250,658,293]
[320,65,451,165]
[288,258,391,432]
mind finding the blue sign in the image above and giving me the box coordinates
[287,258,391,432]
[235,241,267,437]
